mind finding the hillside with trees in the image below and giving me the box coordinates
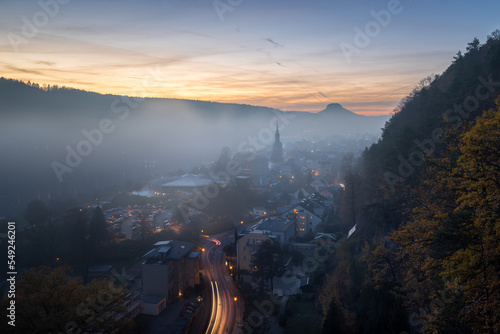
[319,31,500,333]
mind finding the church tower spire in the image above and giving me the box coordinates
[270,122,284,170]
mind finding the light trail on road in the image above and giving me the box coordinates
[202,231,242,334]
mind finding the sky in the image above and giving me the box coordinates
[0,0,499,115]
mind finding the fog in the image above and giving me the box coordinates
[0,78,389,217]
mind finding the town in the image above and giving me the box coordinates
[1,122,368,333]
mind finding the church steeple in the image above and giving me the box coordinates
[270,122,284,165]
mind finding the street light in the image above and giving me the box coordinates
[234,297,238,302]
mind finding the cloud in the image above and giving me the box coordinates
[265,38,283,47]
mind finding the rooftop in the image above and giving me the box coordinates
[149,174,220,188]
[141,294,166,304]
[254,216,294,233]
[143,240,197,264]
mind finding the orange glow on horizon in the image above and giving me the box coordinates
[1,71,399,117]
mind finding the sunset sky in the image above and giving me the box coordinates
[1,0,499,115]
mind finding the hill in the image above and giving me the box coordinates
[318,31,500,333]
[0,78,387,217]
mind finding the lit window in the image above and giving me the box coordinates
[299,228,305,231]
[299,216,305,219]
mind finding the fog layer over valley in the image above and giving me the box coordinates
[0,78,389,217]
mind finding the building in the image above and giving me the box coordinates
[233,152,269,178]
[279,159,298,179]
[269,125,284,172]
[249,156,270,177]
[141,240,200,314]
[237,216,295,271]
[148,174,221,199]
[279,197,326,238]
[309,160,333,177]
[140,295,167,316]
[123,290,141,319]
[252,207,268,218]
[237,232,271,271]
[253,216,295,245]
[313,233,337,248]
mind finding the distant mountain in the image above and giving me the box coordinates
[0,77,389,217]
[285,102,389,135]
[0,78,389,135]
[319,103,363,117]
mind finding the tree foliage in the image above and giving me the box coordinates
[0,266,129,334]
[253,239,285,293]
[318,34,500,333]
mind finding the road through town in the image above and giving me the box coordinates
[201,230,242,334]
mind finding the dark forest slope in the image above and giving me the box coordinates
[319,31,500,334]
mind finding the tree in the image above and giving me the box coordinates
[89,206,108,246]
[213,146,232,174]
[23,200,60,265]
[88,206,109,263]
[384,102,500,333]
[0,266,129,334]
[452,50,463,63]
[24,199,49,226]
[64,208,89,280]
[466,37,480,53]
[339,172,363,229]
[253,239,284,293]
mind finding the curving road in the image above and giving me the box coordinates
[201,231,242,334]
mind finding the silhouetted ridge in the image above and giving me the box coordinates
[319,103,361,117]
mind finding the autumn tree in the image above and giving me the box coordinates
[0,266,130,334]
[374,102,500,333]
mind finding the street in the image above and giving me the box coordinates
[201,230,242,334]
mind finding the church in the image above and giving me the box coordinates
[269,124,284,172]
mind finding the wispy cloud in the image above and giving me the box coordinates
[265,38,283,47]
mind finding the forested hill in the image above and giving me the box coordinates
[319,31,500,333]
[0,76,387,218]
